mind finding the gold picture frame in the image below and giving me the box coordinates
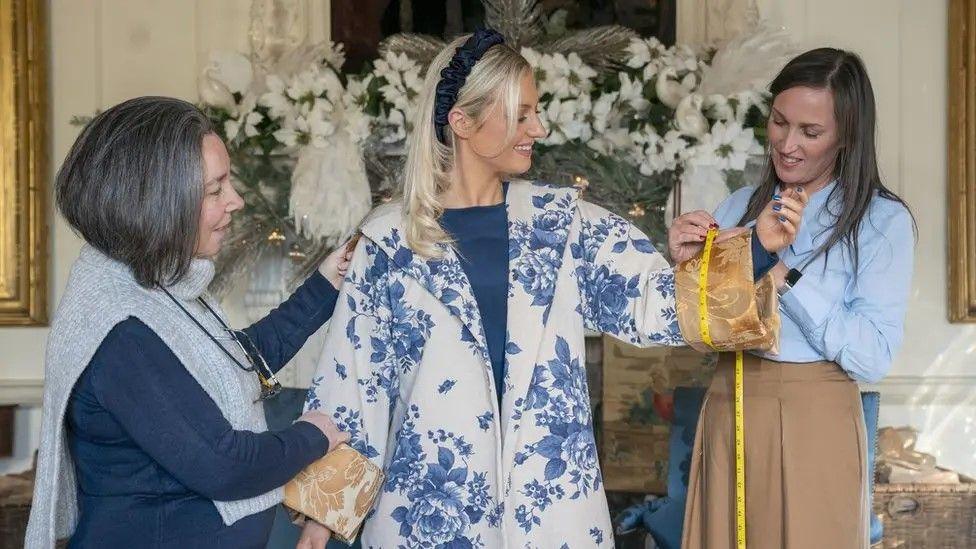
[0,0,47,325]
[949,0,976,322]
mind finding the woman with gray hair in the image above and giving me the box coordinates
[25,96,351,548]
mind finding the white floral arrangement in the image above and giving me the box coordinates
[195,27,794,290]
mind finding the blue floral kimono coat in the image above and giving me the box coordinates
[306,181,683,548]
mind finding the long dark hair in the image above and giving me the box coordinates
[739,48,915,273]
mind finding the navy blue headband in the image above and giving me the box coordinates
[433,28,505,144]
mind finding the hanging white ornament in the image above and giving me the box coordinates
[289,130,372,244]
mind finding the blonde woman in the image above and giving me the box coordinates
[298,29,803,548]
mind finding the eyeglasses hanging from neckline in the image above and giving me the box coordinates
[162,288,282,401]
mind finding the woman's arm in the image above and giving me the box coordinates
[242,242,352,373]
[242,271,339,374]
[572,201,683,347]
[86,317,332,501]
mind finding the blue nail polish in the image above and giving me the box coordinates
[772,194,782,200]
[772,204,782,211]
[779,215,787,222]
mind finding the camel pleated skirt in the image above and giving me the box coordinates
[681,354,869,549]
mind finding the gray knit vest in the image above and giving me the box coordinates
[25,245,280,548]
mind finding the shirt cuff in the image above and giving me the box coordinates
[778,271,836,335]
[750,232,778,281]
[291,419,331,456]
[308,270,339,298]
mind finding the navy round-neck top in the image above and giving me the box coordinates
[439,188,510,409]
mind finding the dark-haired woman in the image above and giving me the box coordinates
[26,96,352,549]
[671,48,915,548]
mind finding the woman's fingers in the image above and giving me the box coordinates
[775,196,805,216]
[679,210,718,230]
[677,231,708,244]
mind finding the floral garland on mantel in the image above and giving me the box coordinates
[193,13,793,294]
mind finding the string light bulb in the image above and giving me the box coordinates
[267,229,286,244]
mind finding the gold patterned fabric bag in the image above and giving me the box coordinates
[674,229,780,353]
[283,443,385,543]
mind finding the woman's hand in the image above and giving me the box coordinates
[297,410,350,453]
[318,235,359,289]
[755,187,809,253]
[668,210,718,263]
[296,519,332,549]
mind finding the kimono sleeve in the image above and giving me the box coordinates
[304,238,397,464]
[571,200,684,347]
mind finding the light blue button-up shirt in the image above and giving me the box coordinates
[713,181,914,383]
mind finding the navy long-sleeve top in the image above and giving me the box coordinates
[440,197,510,409]
[65,271,339,549]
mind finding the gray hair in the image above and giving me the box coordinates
[57,96,215,288]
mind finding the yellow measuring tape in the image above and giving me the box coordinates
[699,228,746,549]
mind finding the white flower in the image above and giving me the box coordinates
[703,94,735,121]
[259,77,294,119]
[618,72,649,113]
[316,68,345,102]
[626,40,651,69]
[286,69,318,100]
[566,52,597,83]
[343,109,372,143]
[544,52,597,97]
[273,127,300,148]
[521,47,543,67]
[731,89,769,123]
[626,37,667,70]
[542,97,591,144]
[636,128,687,175]
[242,110,264,137]
[590,92,618,134]
[688,121,762,171]
[403,67,423,93]
[224,119,242,141]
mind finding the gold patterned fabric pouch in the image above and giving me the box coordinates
[674,229,780,354]
[283,443,385,543]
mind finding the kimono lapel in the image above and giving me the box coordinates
[360,214,492,371]
[500,182,577,454]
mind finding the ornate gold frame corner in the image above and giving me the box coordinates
[0,0,48,326]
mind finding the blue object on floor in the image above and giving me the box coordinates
[622,387,883,548]
[861,391,883,545]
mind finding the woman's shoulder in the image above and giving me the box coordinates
[84,316,176,393]
[92,317,170,364]
[865,192,914,235]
